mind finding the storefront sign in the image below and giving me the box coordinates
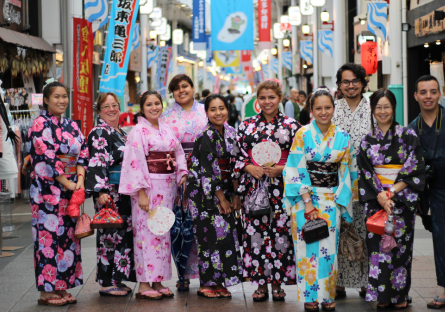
[258,0,271,50]
[300,0,313,15]
[415,6,445,37]
[72,17,93,137]
[288,6,301,26]
[192,0,206,50]
[156,46,172,98]
[361,41,377,75]
[31,94,43,105]
[280,15,291,32]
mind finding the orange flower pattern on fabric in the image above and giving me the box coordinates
[298,258,311,276]
[305,269,317,285]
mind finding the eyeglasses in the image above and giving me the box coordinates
[101,104,120,111]
[341,79,361,87]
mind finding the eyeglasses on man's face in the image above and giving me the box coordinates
[341,79,361,87]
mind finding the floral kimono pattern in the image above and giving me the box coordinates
[283,120,352,303]
[160,100,207,279]
[358,125,425,304]
[232,111,299,286]
[186,123,242,287]
[85,119,136,287]
[332,97,372,287]
[119,117,187,282]
[29,110,89,291]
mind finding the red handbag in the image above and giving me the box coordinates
[366,210,388,236]
[90,198,123,229]
[75,204,94,239]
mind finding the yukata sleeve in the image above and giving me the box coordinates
[231,120,252,179]
[29,116,64,181]
[173,136,188,185]
[76,131,89,170]
[357,135,382,203]
[335,136,353,223]
[118,126,151,196]
[85,128,112,194]
[283,127,312,215]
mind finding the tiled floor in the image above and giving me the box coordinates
[0,198,441,311]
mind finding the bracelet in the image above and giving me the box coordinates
[63,180,71,187]
[77,173,84,178]
[304,208,318,218]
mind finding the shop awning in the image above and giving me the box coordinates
[0,28,55,53]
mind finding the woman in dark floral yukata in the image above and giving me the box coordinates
[29,80,88,306]
[85,92,136,297]
[233,80,300,302]
[186,94,242,299]
[358,89,425,310]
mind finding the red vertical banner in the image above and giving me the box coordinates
[72,18,94,137]
[258,0,271,50]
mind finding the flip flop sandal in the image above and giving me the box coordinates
[59,292,77,304]
[99,287,130,297]
[37,296,68,306]
[252,290,269,302]
[216,288,232,299]
[135,290,163,300]
[335,290,346,300]
[197,289,220,299]
[158,287,174,298]
[176,280,190,291]
[393,301,410,310]
[272,289,285,301]
[377,303,393,310]
[116,282,132,293]
[321,302,336,311]
[427,296,445,309]
[304,302,320,312]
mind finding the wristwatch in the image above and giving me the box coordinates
[389,186,396,194]
[303,198,312,204]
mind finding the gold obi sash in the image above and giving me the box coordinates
[58,154,77,176]
[374,164,403,185]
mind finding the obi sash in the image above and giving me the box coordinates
[307,161,339,188]
[218,158,231,180]
[247,149,290,166]
[109,165,122,185]
[146,151,176,174]
[181,142,194,156]
[374,164,403,185]
[59,154,77,176]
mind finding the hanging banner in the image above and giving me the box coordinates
[85,0,109,33]
[271,58,278,74]
[99,0,140,96]
[130,23,140,52]
[361,41,378,75]
[206,35,213,65]
[258,0,271,50]
[147,45,158,68]
[226,66,242,74]
[300,40,313,64]
[213,74,221,94]
[282,52,292,71]
[211,0,254,51]
[72,18,94,137]
[318,30,333,58]
[367,2,387,41]
[241,50,251,69]
[193,0,206,50]
[214,51,240,67]
[156,47,172,98]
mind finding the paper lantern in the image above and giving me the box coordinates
[361,41,377,75]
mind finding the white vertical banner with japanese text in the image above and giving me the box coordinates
[99,0,140,96]
[156,47,172,98]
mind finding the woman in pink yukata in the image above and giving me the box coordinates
[160,74,208,291]
[119,91,188,300]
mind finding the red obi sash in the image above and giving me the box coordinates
[218,159,231,180]
[247,149,289,166]
[146,151,176,174]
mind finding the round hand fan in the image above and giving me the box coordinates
[147,206,175,236]
[251,141,281,166]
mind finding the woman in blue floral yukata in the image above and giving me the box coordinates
[358,89,425,310]
[186,94,242,299]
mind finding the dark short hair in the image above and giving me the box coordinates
[299,90,307,97]
[204,94,229,112]
[168,74,194,93]
[202,89,211,97]
[228,95,235,103]
[369,89,397,135]
[310,86,334,110]
[336,63,367,94]
[415,75,440,93]
[139,91,163,119]
[43,81,68,110]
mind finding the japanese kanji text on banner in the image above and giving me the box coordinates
[72,17,93,137]
[99,0,140,96]
[156,47,172,98]
[258,0,271,50]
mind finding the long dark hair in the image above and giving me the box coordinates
[369,89,398,135]
[138,91,163,119]
[204,94,229,112]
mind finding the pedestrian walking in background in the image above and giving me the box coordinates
[332,63,372,298]
[407,75,445,309]
[186,94,243,299]
[199,89,211,104]
[284,88,300,120]
[227,94,239,127]
[284,87,353,312]
[160,74,208,290]
[119,91,188,300]
[85,92,136,297]
[29,80,88,306]
[359,89,425,310]
[299,92,312,126]
[233,80,300,302]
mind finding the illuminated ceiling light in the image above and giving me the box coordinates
[198,61,204,67]
[135,76,141,83]
[160,40,166,47]
[149,30,157,39]
[283,39,290,47]
[424,43,429,48]
[359,18,366,25]
[303,64,308,68]
[302,24,310,35]
[181,4,186,7]
[436,40,441,45]
[178,56,185,62]
[271,48,278,55]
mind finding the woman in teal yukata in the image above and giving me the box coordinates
[284,87,353,312]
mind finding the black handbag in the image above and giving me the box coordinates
[302,218,329,244]
[243,178,271,217]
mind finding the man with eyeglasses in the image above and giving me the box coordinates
[332,63,371,300]
[408,75,445,309]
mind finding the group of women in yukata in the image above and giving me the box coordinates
[29,73,425,311]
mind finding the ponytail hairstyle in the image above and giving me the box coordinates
[42,78,67,110]
[139,91,163,119]
[310,86,334,110]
